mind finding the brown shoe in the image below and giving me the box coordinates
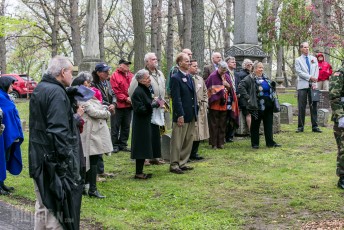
[149,159,164,165]
[96,176,106,182]
[170,168,184,174]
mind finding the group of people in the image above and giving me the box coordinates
[0,40,341,229]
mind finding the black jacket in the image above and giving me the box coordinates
[170,70,198,123]
[130,83,154,159]
[29,74,82,230]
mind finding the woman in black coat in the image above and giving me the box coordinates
[131,69,160,179]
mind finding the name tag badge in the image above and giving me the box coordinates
[198,83,202,88]
[341,97,344,102]
[182,78,187,82]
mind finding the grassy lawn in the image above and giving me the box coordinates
[2,98,342,229]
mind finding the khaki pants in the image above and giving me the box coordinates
[317,80,329,91]
[170,119,195,169]
[34,181,63,230]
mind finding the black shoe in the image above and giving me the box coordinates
[1,184,14,192]
[312,127,322,133]
[267,143,282,148]
[252,145,259,149]
[170,168,184,174]
[88,190,106,198]
[180,165,194,171]
[226,138,233,143]
[112,147,119,153]
[120,146,131,152]
[189,155,204,161]
[338,177,344,189]
[296,128,304,133]
[0,188,9,195]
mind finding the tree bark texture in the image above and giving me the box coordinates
[191,0,205,71]
[166,0,174,76]
[52,0,60,57]
[182,0,192,49]
[69,0,83,65]
[0,0,6,73]
[131,0,146,72]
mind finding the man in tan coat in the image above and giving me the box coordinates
[189,59,209,160]
[203,52,222,80]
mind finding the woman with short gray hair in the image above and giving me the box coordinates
[130,69,161,179]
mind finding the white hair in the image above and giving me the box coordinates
[218,61,228,69]
[135,69,149,81]
[46,55,72,79]
[242,58,253,69]
[144,53,156,63]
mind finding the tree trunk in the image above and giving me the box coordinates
[182,0,192,49]
[276,45,283,80]
[191,0,204,71]
[0,0,6,74]
[69,0,83,65]
[156,0,163,63]
[166,0,174,75]
[282,47,289,87]
[224,0,233,52]
[98,0,105,61]
[151,0,158,54]
[175,0,183,49]
[131,0,146,72]
[51,0,60,57]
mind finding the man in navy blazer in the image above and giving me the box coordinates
[170,52,198,174]
[295,42,321,133]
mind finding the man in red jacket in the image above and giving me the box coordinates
[316,53,333,91]
[110,59,134,152]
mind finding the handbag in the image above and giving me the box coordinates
[273,97,281,113]
[151,108,165,126]
[311,89,320,102]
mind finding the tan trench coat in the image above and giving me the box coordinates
[193,75,210,141]
[79,98,112,171]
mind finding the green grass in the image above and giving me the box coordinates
[278,90,298,107]
[2,99,342,229]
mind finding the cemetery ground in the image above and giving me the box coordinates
[1,93,344,230]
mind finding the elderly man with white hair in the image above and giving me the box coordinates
[203,52,222,80]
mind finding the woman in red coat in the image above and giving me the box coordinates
[316,53,333,91]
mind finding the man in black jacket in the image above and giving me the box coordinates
[29,55,82,230]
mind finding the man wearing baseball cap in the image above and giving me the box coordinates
[110,59,134,153]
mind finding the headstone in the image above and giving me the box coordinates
[21,120,26,132]
[161,133,171,161]
[318,90,330,109]
[317,108,329,127]
[280,103,293,124]
[259,112,281,134]
[78,0,101,74]
[236,111,249,135]
[225,0,267,69]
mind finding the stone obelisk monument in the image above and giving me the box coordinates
[78,0,101,74]
[225,0,267,69]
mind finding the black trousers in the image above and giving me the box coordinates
[190,141,200,158]
[226,111,235,140]
[297,88,318,128]
[136,159,145,174]
[112,108,132,149]
[250,99,276,147]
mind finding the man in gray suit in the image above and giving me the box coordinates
[295,42,321,133]
[203,52,222,81]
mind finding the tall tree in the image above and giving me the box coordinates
[191,0,205,71]
[0,0,6,73]
[166,0,174,75]
[69,0,83,65]
[131,0,146,72]
[182,0,192,49]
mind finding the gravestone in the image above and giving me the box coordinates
[259,112,281,134]
[78,0,101,74]
[161,133,171,161]
[317,109,329,127]
[225,0,267,69]
[280,103,293,124]
[318,90,330,109]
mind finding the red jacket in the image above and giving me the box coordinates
[110,68,133,108]
[316,53,333,81]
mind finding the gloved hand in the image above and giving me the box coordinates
[151,100,160,108]
[339,117,344,128]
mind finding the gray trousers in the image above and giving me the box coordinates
[34,181,63,230]
[170,119,195,169]
[297,88,318,128]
